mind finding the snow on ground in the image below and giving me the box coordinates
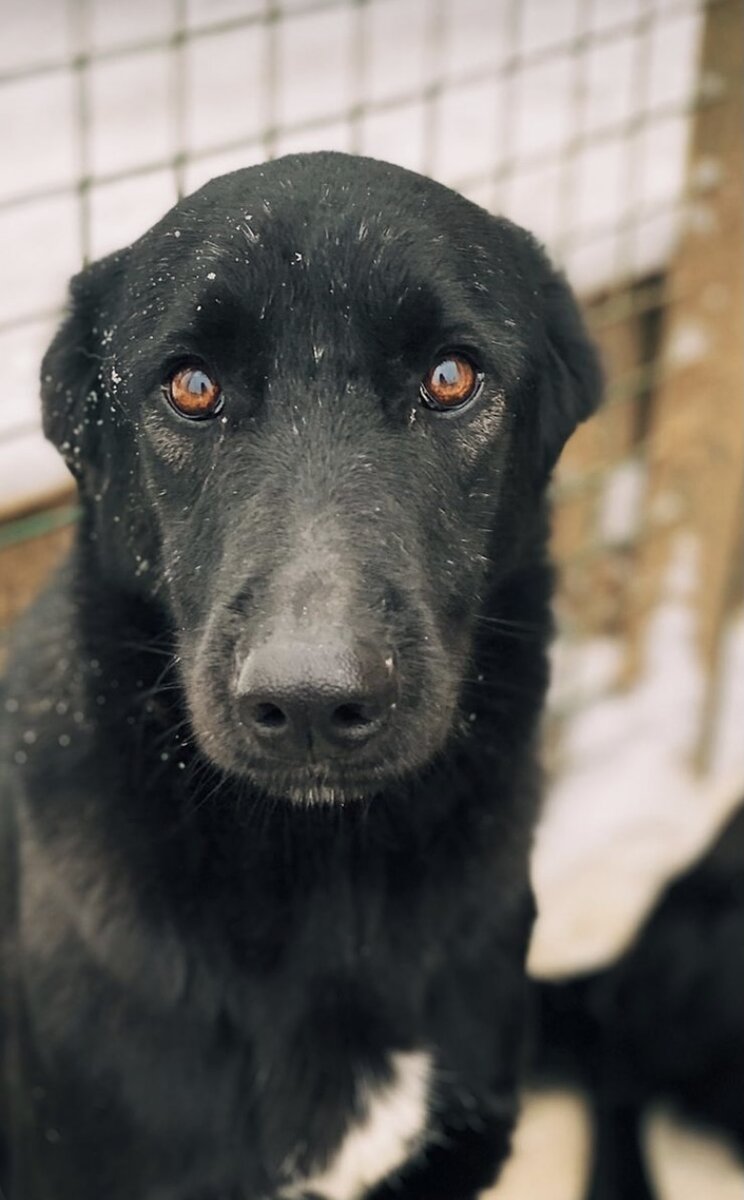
[531,537,744,977]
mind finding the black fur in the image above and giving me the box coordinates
[1,152,600,1199]
[535,801,744,1200]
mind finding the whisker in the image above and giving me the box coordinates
[472,614,545,632]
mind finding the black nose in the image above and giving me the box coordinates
[236,639,397,759]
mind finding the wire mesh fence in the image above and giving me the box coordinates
[1,0,741,778]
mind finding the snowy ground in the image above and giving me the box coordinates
[532,538,744,978]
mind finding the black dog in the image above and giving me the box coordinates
[0,152,600,1199]
[535,800,744,1200]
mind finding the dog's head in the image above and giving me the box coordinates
[42,153,601,803]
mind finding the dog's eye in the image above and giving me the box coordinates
[420,354,483,411]
[167,365,223,420]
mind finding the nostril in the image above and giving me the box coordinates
[236,640,397,756]
[253,702,288,730]
[332,701,376,730]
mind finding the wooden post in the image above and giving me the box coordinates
[623,0,743,768]
[552,296,647,638]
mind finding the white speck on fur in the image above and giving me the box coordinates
[283,1051,431,1200]
[243,214,260,244]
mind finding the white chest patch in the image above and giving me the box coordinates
[282,1050,431,1200]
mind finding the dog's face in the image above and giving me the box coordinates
[42,153,600,803]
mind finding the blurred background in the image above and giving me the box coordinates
[0,0,742,1194]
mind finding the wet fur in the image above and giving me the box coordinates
[1,152,600,1198]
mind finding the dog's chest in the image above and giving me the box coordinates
[280,1050,432,1200]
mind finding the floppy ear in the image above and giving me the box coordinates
[535,253,603,476]
[41,249,128,483]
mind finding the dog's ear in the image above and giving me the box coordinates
[537,257,603,475]
[512,229,603,477]
[41,249,129,482]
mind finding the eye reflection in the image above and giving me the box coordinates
[420,354,483,411]
[167,365,223,420]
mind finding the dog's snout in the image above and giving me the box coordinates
[236,639,397,759]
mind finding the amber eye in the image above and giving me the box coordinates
[167,365,223,420]
[420,353,483,411]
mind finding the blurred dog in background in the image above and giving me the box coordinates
[535,799,744,1199]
